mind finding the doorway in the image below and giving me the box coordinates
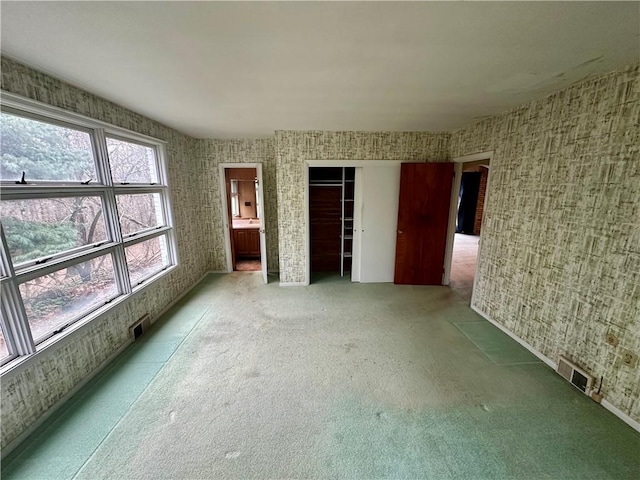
[308,167,354,283]
[219,164,268,283]
[444,153,492,302]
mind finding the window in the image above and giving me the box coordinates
[0,96,177,367]
[230,180,240,217]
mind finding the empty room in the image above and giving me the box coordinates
[0,2,638,479]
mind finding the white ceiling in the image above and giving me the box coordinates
[1,2,638,139]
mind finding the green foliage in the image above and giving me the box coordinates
[0,113,94,181]
[25,288,74,320]
[3,217,78,263]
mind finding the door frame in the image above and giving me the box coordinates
[443,151,493,303]
[304,159,416,285]
[218,163,268,283]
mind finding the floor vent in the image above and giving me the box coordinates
[129,314,151,340]
[557,356,593,394]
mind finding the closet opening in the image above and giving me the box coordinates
[308,167,355,283]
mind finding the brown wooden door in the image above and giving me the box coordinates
[394,163,454,285]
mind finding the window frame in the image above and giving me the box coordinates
[230,180,240,217]
[0,92,178,370]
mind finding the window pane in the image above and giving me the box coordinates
[116,193,164,237]
[107,137,158,184]
[0,327,9,359]
[1,196,107,265]
[19,253,119,343]
[0,112,96,182]
[125,235,170,287]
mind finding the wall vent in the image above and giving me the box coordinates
[557,355,593,394]
[129,314,151,340]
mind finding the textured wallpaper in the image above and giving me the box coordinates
[451,63,640,421]
[201,139,279,272]
[0,57,211,449]
[275,131,451,283]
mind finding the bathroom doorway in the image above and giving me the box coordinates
[219,164,268,283]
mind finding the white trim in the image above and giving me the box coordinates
[306,159,423,167]
[601,399,640,433]
[471,304,640,433]
[471,304,556,369]
[443,162,463,286]
[444,151,494,300]
[218,164,234,273]
[255,164,268,284]
[0,269,211,459]
[304,165,311,286]
[451,151,495,164]
[217,163,267,277]
[351,167,363,282]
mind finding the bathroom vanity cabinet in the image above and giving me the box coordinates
[233,227,260,258]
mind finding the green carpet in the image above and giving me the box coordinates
[3,273,639,479]
[453,321,541,365]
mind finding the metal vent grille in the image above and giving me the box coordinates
[129,314,151,340]
[557,356,593,394]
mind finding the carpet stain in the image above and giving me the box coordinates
[343,342,357,353]
[224,451,241,459]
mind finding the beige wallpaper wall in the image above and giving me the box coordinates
[450,63,640,421]
[0,57,210,449]
[275,130,451,283]
[201,139,279,272]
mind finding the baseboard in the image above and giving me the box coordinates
[1,270,211,459]
[470,304,557,370]
[279,282,308,287]
[601,399,640,433]
[470,304,640,433]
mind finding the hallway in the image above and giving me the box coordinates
[449,233,480,301]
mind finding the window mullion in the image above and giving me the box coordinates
[95,128,132,295]
[157,145,178,265]
[0,227,35,355]
[13,244,118,284]
[1,281,35,355]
